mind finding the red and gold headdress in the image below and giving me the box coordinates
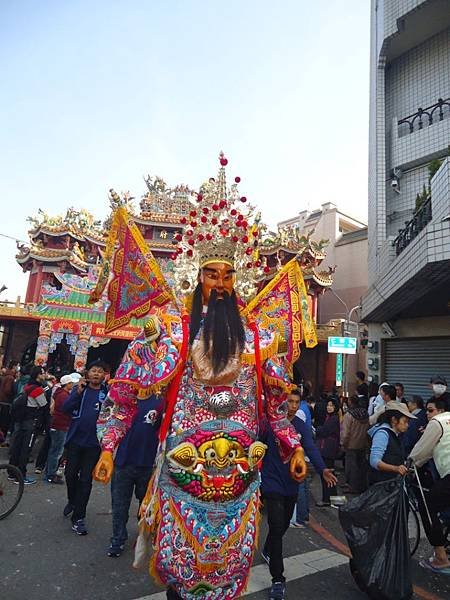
[172,153,266,301]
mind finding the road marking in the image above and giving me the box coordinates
[133,548,348,599]
[309,515,444,600]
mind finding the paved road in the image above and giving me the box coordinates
[1,446,450,600]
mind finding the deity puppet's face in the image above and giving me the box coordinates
[199,261,236,304]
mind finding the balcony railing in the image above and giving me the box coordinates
[398,98,450,137]
[393,197,432,256]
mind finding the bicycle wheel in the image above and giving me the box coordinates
[407,499,421,557]
[0,464,24,520]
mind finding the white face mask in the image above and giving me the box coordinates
[432,384,447,396]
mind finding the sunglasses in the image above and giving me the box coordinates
[427,408,437,413]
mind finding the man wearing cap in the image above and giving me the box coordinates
[45,373,78,484]
[428,376,450,412]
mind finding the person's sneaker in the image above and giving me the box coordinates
[34,468,43,474]
[72,519,88,535]
[23,477,36,485]
[7,475,17,482]
[107,544,124,557]
[261,549,270,565]
[290,521,306,528]
[47,475,64,485]
[63,503,74,517]
[269,581,286,600]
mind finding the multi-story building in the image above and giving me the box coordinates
[362,0,450,396]
[278,203,368,394]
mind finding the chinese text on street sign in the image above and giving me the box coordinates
[335,353,343,386]
[328,336,357,355]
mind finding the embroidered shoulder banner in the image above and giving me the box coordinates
[242,259,317,362]
[90,207,175,333]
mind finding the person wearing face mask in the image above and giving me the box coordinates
[428,376,450,412]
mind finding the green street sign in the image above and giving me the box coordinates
[336,353,343,386]
[328,336,357,354]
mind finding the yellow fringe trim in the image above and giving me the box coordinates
[162,492,260,578]
[240,490,262,595]
[108,360,181,399]
[241,331,279,365]
[262,373,296,394]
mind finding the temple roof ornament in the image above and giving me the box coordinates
[259,225,333,288]
[27,207,104,241]
[140,174,195,218]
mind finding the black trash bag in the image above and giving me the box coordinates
[338,477,413,600]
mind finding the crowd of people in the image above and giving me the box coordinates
[0,360,165,556]
[1,360,450,596]
[294,371,450,575]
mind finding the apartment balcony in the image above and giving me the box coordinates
[362,157,450,321]
[394,196,432,255]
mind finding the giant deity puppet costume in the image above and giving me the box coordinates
[93,154,318,599]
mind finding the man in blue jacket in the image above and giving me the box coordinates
[103,394,163,557]
[260,392,337,600]
[62,360,108,535]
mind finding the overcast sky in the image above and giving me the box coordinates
[0,0,370,301]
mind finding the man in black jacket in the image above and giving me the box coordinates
[8,366,48,484]
[428,376,450,412]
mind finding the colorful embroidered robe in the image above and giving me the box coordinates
[99,305,300,599]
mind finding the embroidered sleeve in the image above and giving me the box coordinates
[99,382,139,453]
[262,356,301,462]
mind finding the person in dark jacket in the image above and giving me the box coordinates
[0,362,18,437]
[428,375,450,412]
[34,371,55,474]
[62,360,108,535]
[368,402,416,484]
[101,394,163,557]
[313,390,329,428]
[315,399,340,506]
[341,395,369,494]
[45,373,78,483]
[260,392,337,600]
[8,366,48,484]
[402,395,427,455]
[356,371,368,402]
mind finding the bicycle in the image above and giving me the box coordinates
[0,463,24,519]
[405,464,450,557]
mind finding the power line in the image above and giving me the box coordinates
[0,232,28,244]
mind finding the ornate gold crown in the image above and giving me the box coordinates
[172,153,266,301]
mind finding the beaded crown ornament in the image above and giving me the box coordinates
[172,153,266,301]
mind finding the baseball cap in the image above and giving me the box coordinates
[430,375,447,385]
[70,372,82,383]
[60,373,80,386]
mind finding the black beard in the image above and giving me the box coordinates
[189,284,245,375]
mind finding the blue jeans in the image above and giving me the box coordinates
[45,429,67,478]
[293,478,309,524]
[111,464,153,547]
